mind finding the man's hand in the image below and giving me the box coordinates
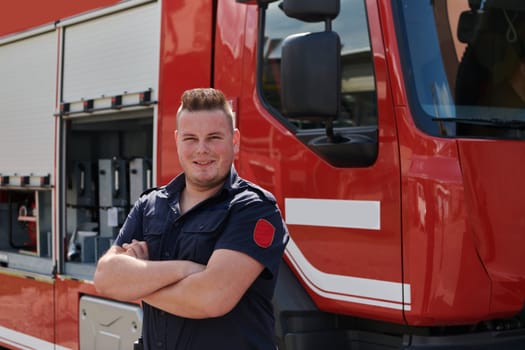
[122,239,149,259]
[120,239,204,276]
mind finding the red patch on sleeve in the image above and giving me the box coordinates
[253,219,275,248]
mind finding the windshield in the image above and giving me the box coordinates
[393,0,525,140]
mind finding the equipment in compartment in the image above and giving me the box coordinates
[67,222,98,262]
[98,206,127,237]
[66,160,99,262]
[98,158,129,208]
[72,160,97,207]
[67,161,98,234]
[98,158,129,238]
[68,157,152,263]
[63,112,153,265]
[0,190,52,258]
[129,158,152,204]
[16,196,37,251]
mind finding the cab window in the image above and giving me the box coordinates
[259,0,378,167]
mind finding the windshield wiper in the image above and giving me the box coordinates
[432,117,525,128]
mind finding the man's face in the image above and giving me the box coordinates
[175,109,239,193]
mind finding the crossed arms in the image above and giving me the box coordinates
[94,239,264,319]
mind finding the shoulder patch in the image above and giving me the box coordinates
[253,219,275,248]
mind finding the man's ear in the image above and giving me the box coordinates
[174,130,178,143]
[233,128,240,153]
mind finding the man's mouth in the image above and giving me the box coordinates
[194,160,214,166]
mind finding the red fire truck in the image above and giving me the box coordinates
[1,0,524,349]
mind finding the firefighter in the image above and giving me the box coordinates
[94,88,289,350]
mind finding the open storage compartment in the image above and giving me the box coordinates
[63,109,153,278]
[0,188,53,274]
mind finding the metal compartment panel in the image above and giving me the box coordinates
[79,295,142,350]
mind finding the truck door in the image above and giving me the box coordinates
[217,0,407,322]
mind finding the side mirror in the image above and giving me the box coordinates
[281,31,341,120]
[281,0,340,22]
[457,10,480,44]
[280,0,341,141]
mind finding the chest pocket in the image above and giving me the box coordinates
[143,207,176,261]
[175,208,229,264]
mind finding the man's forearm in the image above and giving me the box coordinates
[142,249,265,319]
[94,248,204,301]
[143,271,216,319]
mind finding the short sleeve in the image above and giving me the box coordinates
[214,200,288,279]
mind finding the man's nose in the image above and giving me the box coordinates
[195,139,210,153]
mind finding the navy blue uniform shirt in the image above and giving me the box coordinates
[115,168,289,349]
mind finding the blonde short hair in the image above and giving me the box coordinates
[176,88,235,130]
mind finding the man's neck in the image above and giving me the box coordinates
[180,185,222,214]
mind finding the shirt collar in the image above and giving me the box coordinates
[164,165,240,200]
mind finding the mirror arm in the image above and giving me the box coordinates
[325,18,332,32]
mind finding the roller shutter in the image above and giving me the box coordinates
[0,31,57,176]
[62,2,159,103]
